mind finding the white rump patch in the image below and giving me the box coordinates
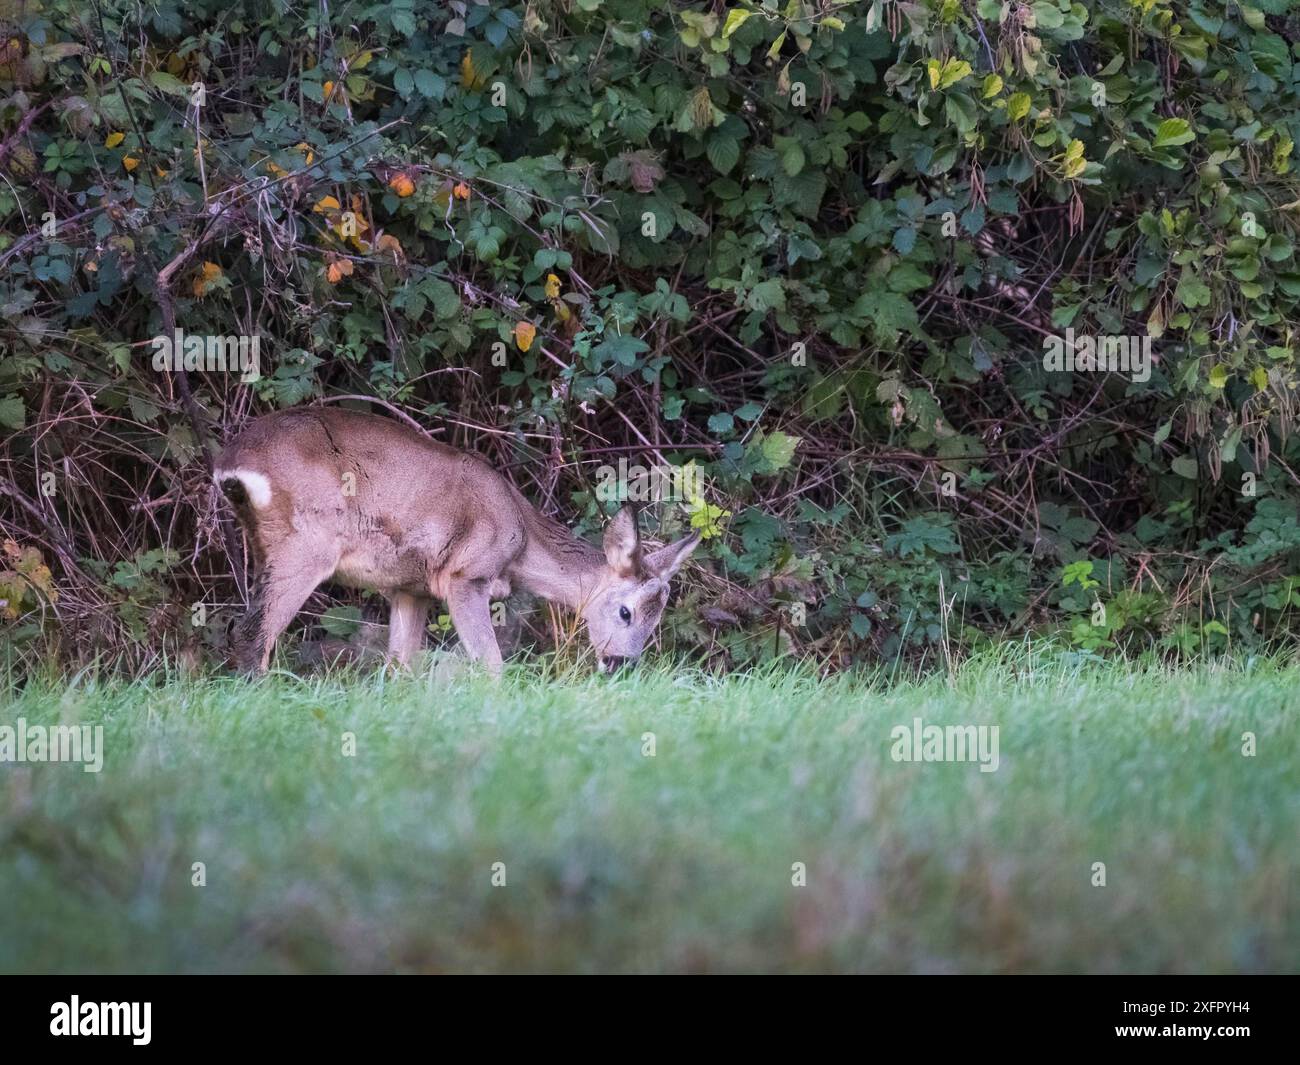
[216,468,272,509]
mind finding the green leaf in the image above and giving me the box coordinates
[1175,269,1212,309]
[1031,2,1064,29]
[594,333,649,367]
[945,92,978,133]
[148,71,188,96]
[755,430,801,473]
[779,139,805,177]
[887,262,931,293]
[706,135,740,174]
[0,394,24,430]
[1153,118,1195,148]
[892,226,917,255]
[745,278,786,313]
[414,69,446,98]
[320,606,362,638]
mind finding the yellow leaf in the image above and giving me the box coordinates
[389,172,416,197]
[323,80,335,100]
[514,320,537,352]
[544,273,561,298]
[122,156,139,172]
[105,131,125,148]
[554,301,571,322]
[722,10,753,38]
[460,50,486,90]
[314,195,342,213]
[294,142,315,164]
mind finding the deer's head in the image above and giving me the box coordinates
[584,506,701,670]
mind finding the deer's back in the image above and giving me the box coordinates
[216,408,527,597]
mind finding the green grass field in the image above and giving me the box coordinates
[1,651,1296,973]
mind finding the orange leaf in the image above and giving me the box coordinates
[326,257,354,284]
[453,181,471,201]
[192,261,222,297]
[122,156,140,172]
[389,172,416,198]
[514,321,537,352]
[375,233,404,259]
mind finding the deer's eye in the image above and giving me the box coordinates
[619,605,632,624]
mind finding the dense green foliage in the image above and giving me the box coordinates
[3,655,1296,972]
[4,0,1300,667]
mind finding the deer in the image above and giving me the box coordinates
[214,407,701,675]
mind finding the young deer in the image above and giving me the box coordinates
[215,407,700,674]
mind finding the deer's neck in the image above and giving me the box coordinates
[510,494,605,609]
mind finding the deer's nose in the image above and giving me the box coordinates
[601,655,635,671]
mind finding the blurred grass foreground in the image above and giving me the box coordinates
[1,652,1296,973]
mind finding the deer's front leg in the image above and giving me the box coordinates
[387,592,430,668]
[445,577,504,676]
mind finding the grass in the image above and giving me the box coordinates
[0,649,1296,973]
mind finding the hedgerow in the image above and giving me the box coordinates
[3,0,1300,669]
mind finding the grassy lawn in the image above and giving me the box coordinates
[1,651,1296,973]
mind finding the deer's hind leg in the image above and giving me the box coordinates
[234,540,339,674]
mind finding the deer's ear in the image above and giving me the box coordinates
[645,530,701,580]
[603,504,642,576]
